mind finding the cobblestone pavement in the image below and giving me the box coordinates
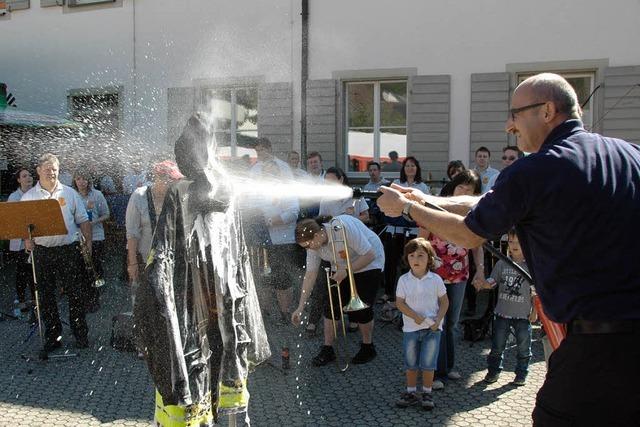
[0,253,545,426]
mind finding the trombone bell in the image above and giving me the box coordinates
[343,296,368,313]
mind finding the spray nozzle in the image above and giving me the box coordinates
[351,188,381,200]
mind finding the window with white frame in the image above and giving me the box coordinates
[201,87,258,160]
[517,71,595,130]
[345,80,407,173]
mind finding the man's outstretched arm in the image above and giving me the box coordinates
[377,184,485,249]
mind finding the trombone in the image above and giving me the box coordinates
[324,218,369,372]
[328,218,368,313]
[324,266,348,372]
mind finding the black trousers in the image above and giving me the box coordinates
[9,251,35,308]
[83,240,104,310]
[533,326,640,426]
[307,260,329,326]
[34,244,88,345]
[383,231,414,300]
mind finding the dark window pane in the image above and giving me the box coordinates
[348,83,374,127]
[236,88,258,130]
[380,82,407,127]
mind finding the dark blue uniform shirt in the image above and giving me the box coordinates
[465,120,640,323]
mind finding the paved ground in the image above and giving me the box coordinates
[0,249,545,426]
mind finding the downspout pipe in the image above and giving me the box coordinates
[300,0,309,160]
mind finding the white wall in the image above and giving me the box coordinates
[2,0,640,167]
[308,0,640,164]
[0,0,296,155]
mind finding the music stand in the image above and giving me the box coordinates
[0,199,78,360]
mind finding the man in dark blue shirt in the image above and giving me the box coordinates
[377,73,640,426]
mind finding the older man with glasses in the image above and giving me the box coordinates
[377,73,640,426]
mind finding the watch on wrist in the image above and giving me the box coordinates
[401,201,415,222]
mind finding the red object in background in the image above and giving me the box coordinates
[533,295,566,351]
[348,155,406,172]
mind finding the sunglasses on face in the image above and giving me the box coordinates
[502,156,516,161]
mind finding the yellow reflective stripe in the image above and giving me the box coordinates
[145,248,155,268]
[155,389,213,427]
[218,379,249,410]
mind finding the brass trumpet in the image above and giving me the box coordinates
[327,218,369,313]
[77,232,105,288]
[261,247,271,276]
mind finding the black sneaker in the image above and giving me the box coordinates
[311,345,336,366]
[395,391,419,408]
[420,392,435,410]
[512,375,527,386]
[75,337,89,349]
[351,343,376,364]
[43,340,62,353]
[483,372,500,384]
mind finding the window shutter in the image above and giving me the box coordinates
[257,82,293,158]
[470,72,510,169]
[408,75,450,180]
[602,66,640,144]
[7,0,30,10]
[167,87,196,146]
[306,79,336,167]
[40,0,61,6]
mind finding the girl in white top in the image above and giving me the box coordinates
[395,238,449,410]
[319,167,369,223]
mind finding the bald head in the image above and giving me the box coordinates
[517,73,582,120]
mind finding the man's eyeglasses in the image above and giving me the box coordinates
[502,156,516,161]
[509,102,547,121]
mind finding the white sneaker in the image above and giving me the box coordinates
[447,371,462,380]
[432,380,445,390]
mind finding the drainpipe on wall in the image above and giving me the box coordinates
[300,0,309,160]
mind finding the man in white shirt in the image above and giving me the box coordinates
[474,146,500,194]
[22,153,92,352]
[306,151,326,182]
[249,137,293,179]
[363,161,390,192]
[288,150,308,180]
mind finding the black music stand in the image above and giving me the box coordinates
[0,199,78,360]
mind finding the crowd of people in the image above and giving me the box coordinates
[5,73,637,424]
[2,129,525,406]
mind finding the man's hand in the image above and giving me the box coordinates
[24,239,35,252]
[390,183,429,203]
[429,321,440,331]
[414,315,426,325]
[331,269,347,285]
[377,186,411,217]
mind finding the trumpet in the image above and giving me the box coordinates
[261,247,271,276]
[77,232,105,288]
[327,218,368,313]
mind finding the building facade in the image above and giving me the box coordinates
[1,0,639,182]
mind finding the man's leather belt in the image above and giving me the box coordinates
[567,319,640,335]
